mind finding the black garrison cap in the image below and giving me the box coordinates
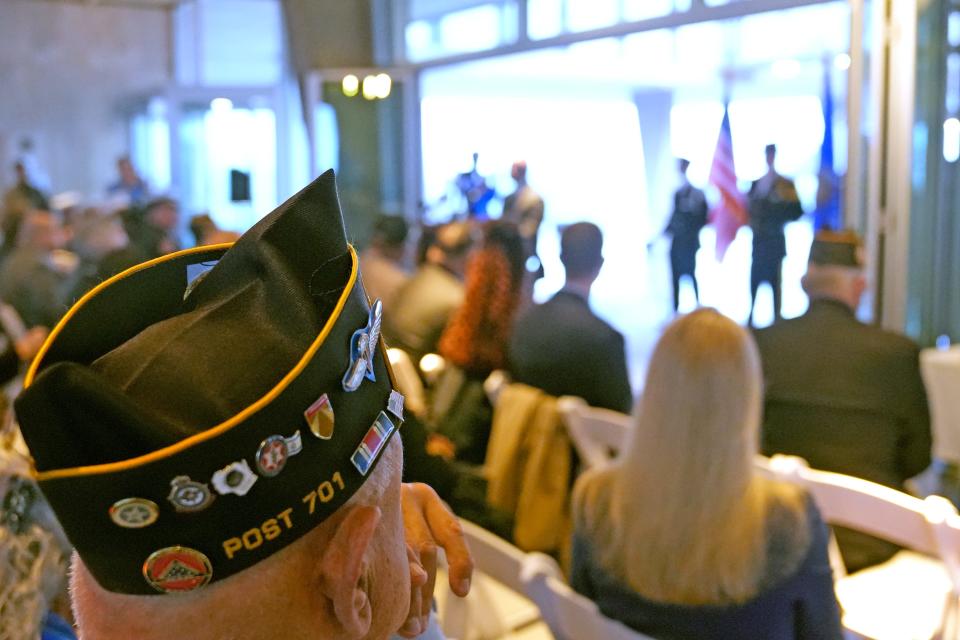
[14,170,404,595]
[808,229,864,268]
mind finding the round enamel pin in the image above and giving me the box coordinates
[167,476,214,512]
[256,431,302,477]
[256,435,289,477]
[143,546,212,593]
[109,498,159,529]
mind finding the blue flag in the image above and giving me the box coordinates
[814,64,842,231]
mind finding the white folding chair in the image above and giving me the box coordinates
[484,370,510,407]
[387,348,428,417]
[759,454,960,640]
[921,347,960,466]
[556,397,630,470]
[520,552,656,640]
[436,519,557,640]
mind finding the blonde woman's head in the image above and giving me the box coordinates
[574,309,802,605]
[632,308,762,485]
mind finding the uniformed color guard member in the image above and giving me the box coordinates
[747,144,805,326]
[663,158,708,312]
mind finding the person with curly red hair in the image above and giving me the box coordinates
[433,222,526,463]
[438,222,525,376]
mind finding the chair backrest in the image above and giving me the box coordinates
[557,396,631,469]
[483,369,510,406]
[757,454,960,590]
[921,347,960,462]
[461,519,561,593]
[521,552,657,640]
[386,347,427,416]
[440,520,560,639]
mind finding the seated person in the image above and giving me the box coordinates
[755,230,930,572]
[360,214,411,312]
[15,172,469,640]
[435,221,526,463]
[571,309,842,640]
[0,210,72,329]
[384,221,472,364]
[509,222,631,413]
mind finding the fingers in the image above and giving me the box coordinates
[402,484,437,627]
[397,545,428,638]
[401,484,437,635]
[399,481,476,640]
[418,485,473,597]
[406,482,474,597]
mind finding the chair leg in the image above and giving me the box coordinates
[828,531,848,580]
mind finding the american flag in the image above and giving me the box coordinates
[708,106,747,260]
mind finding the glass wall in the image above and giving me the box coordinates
[907,0,960,344]
[177,99,278,234]
[420,2,849,322]
[418,2,851,384]
[405,0,520,62]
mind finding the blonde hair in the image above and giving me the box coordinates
[573,309,806,605]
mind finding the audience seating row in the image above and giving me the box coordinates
[474,369,960,640]
[435,518,653,640]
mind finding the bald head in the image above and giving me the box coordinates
[18,211,63,251]
[801,263,866,311]
[71,439,409,640]
[511,161,528,183]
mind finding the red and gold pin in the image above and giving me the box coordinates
[143,546,213,593]
[304,393,335,440]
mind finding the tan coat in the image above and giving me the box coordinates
[485,383,572,554]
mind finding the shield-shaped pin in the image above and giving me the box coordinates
[304,393,335,439]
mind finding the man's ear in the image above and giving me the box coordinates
[319,505,382,639]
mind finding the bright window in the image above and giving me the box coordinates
[565,0,619,31]
[622,0,675,21]
[527,0,563,39]
[439,4,503,52]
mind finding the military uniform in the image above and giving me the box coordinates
[666,183,708,311]
[747,174,804,325]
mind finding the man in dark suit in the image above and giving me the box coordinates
[755,230,932,572]
[748,144,804,326]
[502,160,545,261]
[509,222,632,413]
[664,158,708,311]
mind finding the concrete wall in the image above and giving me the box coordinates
[282,0,374,72]
[0,1,171,200]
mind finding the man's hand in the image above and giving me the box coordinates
[398,482,474,638]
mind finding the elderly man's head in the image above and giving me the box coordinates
[801,230,866,311]
[15,173,411,640]
[71,439,409,640]
[18,210,64,251]
[426,221,473,277]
